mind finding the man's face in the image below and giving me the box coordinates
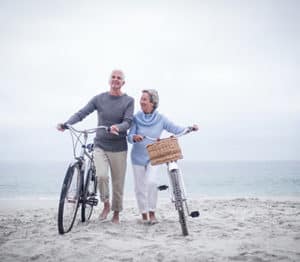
[109,70,125,90]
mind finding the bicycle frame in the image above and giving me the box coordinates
[67,125,110,176]
[67,125,98,161]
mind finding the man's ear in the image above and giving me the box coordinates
[122,81,125,86]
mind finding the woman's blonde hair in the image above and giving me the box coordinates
[142,89,159,110]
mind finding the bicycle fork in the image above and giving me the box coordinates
[167,162,184,199]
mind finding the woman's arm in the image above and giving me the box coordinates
[162,115,186,135]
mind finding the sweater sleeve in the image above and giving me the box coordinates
[116,97,134,132]
[127,118,137,144]
[65,96,97,125]
[162,115,185,135]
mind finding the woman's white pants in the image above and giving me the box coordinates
[132,164,159,214]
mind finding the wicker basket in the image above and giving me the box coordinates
[146,137,183,165]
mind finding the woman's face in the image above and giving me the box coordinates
[140,92,154,113]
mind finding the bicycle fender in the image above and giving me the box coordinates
[168,162,178,171]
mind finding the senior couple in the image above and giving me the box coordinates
[57,69,198,224]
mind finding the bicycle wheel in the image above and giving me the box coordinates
[81,167,97,222]
[58,163,82,234]
[170,169,189,236]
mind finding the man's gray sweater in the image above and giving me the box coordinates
[65,92,134,152]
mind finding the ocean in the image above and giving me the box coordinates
[0,161,299,200]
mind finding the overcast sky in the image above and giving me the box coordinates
[0,0,299,162]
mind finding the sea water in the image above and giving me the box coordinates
[0,161,299,200]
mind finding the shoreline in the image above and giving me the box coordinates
[1,195,300,211]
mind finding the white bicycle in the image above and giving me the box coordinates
[145,127,199,236]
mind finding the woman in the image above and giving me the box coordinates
[128,89,198,224]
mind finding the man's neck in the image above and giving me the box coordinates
[109,88,123,96]
[109,91,123,96]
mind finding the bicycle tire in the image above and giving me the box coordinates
[81,167,97,222]
[170,169,189,236]
[58,163,82,234]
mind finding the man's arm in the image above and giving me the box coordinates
[65,97,97,125]
[115,97,134,132]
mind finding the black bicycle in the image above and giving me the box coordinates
[57,124,109,234]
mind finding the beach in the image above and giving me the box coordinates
[0,198,299,262]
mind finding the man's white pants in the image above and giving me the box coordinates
[132,164,160,214]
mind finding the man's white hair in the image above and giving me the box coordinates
[111,69,125,81]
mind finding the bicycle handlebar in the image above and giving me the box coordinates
[63,124,116,160]
[66,124,111,134]
[143,126,196,141]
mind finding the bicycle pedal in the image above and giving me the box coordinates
[157,185,169,191]
[87,197,98,206]
[190,211,200,218]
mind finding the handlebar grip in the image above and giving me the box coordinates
[62,123,69,130]
[188,126,197,132]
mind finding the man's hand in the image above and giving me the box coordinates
[57,123,66,132]
[110,125,120,135]
[133,135,143,142]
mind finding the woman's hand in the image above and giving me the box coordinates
[133,134,144,142]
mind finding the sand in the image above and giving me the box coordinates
[0,198,300,262]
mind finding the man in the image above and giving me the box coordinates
[57,69,134,223]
